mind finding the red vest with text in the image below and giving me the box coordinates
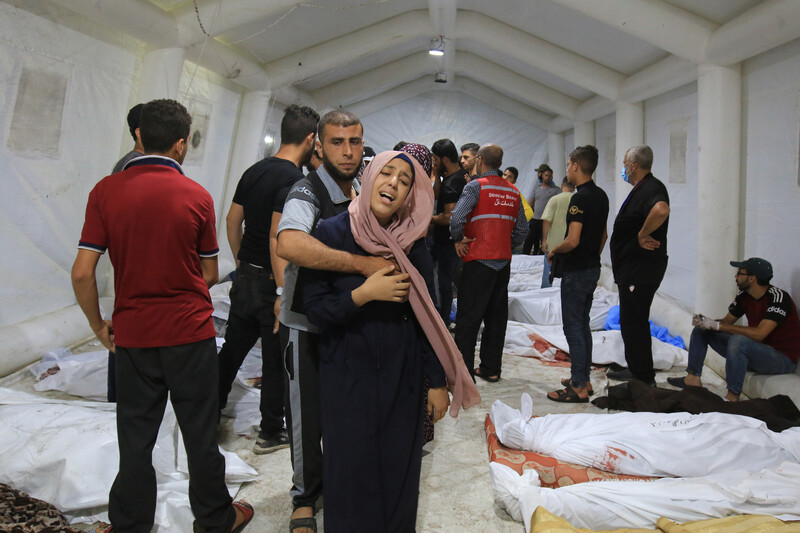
[463,175,520,262]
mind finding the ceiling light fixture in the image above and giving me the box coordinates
[429,36,445,56]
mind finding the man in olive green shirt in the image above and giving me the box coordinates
[540,177,575,287]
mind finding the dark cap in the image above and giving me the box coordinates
[535,164,552,173]
[730,257,773,280]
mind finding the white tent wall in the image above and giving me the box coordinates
[0,3,252,376]
[0,2,140,330]
[562,131,574,173]
[594,113,617,267]
[642,82,699,310]
[742,37,800,301]
[358,90,548,199]
[178,64,241,228]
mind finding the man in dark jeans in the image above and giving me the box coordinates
[546,145,609,403]
[217,105,319,454]
[430,138,467,325]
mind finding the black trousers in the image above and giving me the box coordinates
[433,240,460,326]
[111,339,234,533]
[618,283,659,383]
[218,263,286,436]
[523,218,543,255]
[281,325,323,510]
[455,261,511,378]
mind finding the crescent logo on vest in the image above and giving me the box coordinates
[569,205,583,215]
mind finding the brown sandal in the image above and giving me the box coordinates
[547,387,589,403]
[561,377,593,396]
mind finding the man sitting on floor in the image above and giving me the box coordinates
[669,258,800,401]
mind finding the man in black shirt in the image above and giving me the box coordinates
[431,138,467,326]
[608,145,670,386]
[546,145,609,403]
[218,105,319,454]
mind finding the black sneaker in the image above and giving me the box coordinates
[253,428,289,455]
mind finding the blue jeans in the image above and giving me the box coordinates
[687,327,797,394]
[541,256,552,288]
[561,267,600,388]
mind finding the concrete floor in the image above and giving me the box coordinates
[1,334,730,532]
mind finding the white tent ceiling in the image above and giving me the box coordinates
[41,0,800,133]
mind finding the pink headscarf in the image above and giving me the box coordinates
[349,150,481,416]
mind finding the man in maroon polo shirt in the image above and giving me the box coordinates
[72,99,252,533]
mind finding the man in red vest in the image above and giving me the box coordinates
[450,144,529,382]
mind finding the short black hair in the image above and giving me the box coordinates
[562,176,574,188]
[460,142,479,155]
[393,141,408,151]
[569,145,599,175]
[504,166,519,180]
[127,103,144,142]
[318,109,361,142]
[139,99,191,154]
[755,276,772,286]
[431,139,459,164]
[280,105,319,145]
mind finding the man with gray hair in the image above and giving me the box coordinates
[608,145,670,386]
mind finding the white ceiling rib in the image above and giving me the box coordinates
[43,0,800,132]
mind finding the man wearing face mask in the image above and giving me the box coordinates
[608,145,670,386]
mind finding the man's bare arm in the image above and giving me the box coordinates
[71,249,114,351]
[201,256,219,287]
[599,226,608,254]
[638,201,670,250]
[549,221,583,256]
[718,316,777,343]
[270,212,288,333]
[226,202,244,265]
[541,219,551,253]
[431,201,457,226]
[277,229,392,277]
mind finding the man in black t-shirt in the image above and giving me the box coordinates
[608,145,670,386]
[546,145,609,403]
[431,139,467,325]
[217,105,319,455]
